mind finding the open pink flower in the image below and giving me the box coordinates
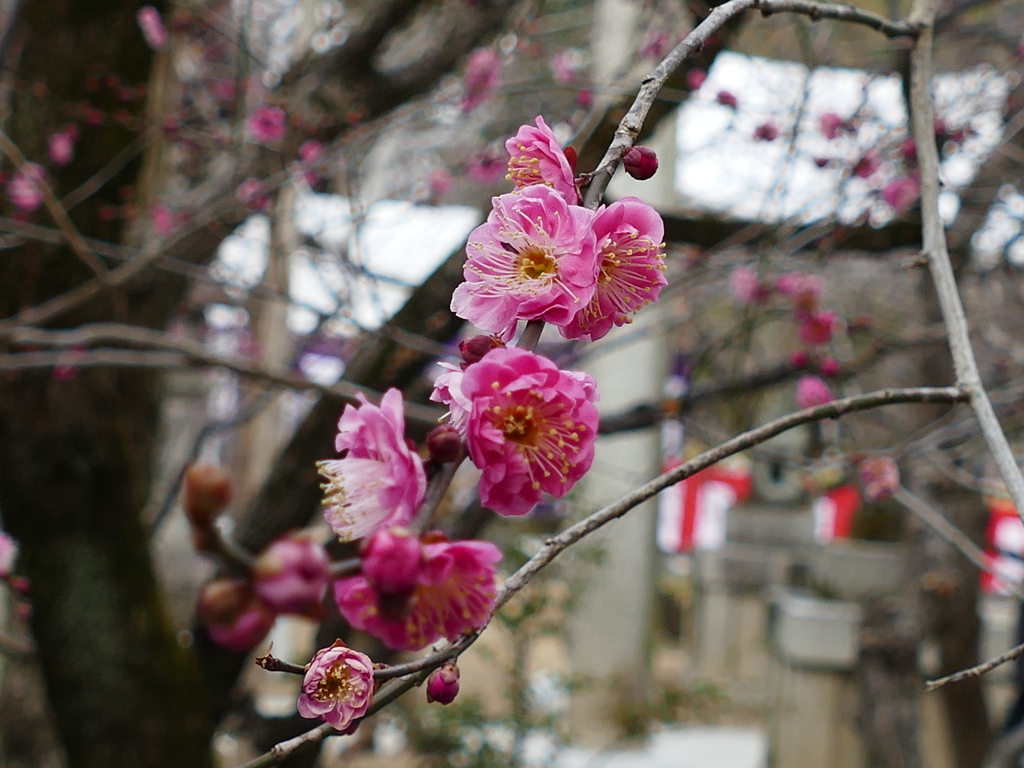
[335,536,502,651]
[561,197,666,341]
[882,176,920,213]
[451,185,598,339]
[136,6,168,50]
[505,116,577,203]
[298,641,374,730]
[430,362,472,431]
[461,48,502,113]
[0,532,18,578]
[8,163,46,212]
[317,389,426,542]
[460,347,599,516]
[253,534,330,617]
[247,105,286,144]
[798,310,837,346]
[796,375,833,409]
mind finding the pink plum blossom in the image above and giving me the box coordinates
[505,117,577,202]
[859,456,900,502]
[151,203,175,236]
[466,145,507,185]
[451,185,598,339]
[754,122,780,142]
[790,350,809,368]
[901,139,917,160]
[317,389,426,541]
[252,534,330,617]
[236,177,269,211]
[798,310,837,346]
[297,641,374,730]
[247,105,286,144]
[686,69,707,91]
[819,112,845,140]
[8,163,46,212]
[461,48,502,112]
[335,536,502,651]
[426,661,461,704]
[198,578,276,653]
[882,175,920,213]
[853,148,880,178]
[299,140,323,164]
[48,127,76,166]
[136,6,168,50]
[716,90,738,108]
[361,527,424,597]
[430,363,473,432]
[459,347,599,516]
[0,532,18,579]
[729,266,769,305]
[775,272,822,313]
[561,197,666,341]
[796,375,833,409]
[820,356,840,377]
[550,49,584,85]
[428,168,455,199]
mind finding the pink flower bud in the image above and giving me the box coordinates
[716,90,738,108]
[247,105,286,144]
[136,6,168,50]
[48,129,76,166]
[819,112,845,140]
[236,177,269,211]
[426,661,461,705]
[790,350,809,369]
[427,424,463,464]
[882,176,920,214]
[686,69,707,91]
[252,534,330,618]
[8,575,30,595]
[361,528,424,597]
[622,146,658,180]
[853,148,880,179]
[198,578,275,653]
[183,464,231,551]
[151,203,175,236]
[459,335,505,366]
[820,357,840,377]
[859,456,899,502]
[298,140,323,165]
[796,375,832,409]
[754,122,779,142]
[798,310,837,346]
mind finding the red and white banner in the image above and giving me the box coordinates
[656,456,753,553]
[981,495,1024,595]
[812,484,861,544]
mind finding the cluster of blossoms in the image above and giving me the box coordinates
[729,267,844,409]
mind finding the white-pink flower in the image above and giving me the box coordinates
[459,347,599,516]
[297,641,374,730]
[317,389,426,541]
[136,6,168,50]
[796,375,833,409]
[8,163,46,212]
[461,48,502,112]
[451,185,598,339]
[247,105,286,144]
[561,197,666,341]
[430,362,472,431]
[505,116,577,203]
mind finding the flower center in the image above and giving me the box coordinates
[517,246,557,281]
[315,662,359,703]
[496,404,539,444]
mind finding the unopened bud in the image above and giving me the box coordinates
[819,357,840,378]
[252,534,329,618]
[426,661,461,705]
[459,335,504,366]
[790,350,809,369]
[622,146,658,180]
[183,464,232,540]
[8,575,30,595]
[427,424,463,464]
[361,527,424,597]
[197,577,276,653]
[196,577,253,627]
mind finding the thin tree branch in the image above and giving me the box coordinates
[754,0,920,37]
[927,641,1024,692]
[908,1,1024,524]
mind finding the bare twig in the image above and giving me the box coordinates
[908,0,1024,524]
[894,487,1024,599]
[255,651,306,676]
[754,0,919,37]
[927,641,1024,692]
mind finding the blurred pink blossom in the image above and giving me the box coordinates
[859,456,900,502]
[317,389,426,542]
[853,148,880,178]
[820,357,840,377]
[198,578,275,653]
[0,532,18,579]
[550,49,583,85]
[451,185,598,338]
[562,197,666,341]
[796,375,833,409]
[729,266,769,305]
[460,347,599,516]
[7,163,46,212]
[819,112,845,140]
[136,6,168,50]
[252,534,330,618]
[882,175,920,213]
[754,122,780,142]
[48,127,76,166]
[361,527,424,597]
[298,139,323,164]
[335,536,501,650]
[461,48,502,112]
[297,642,374,729]
[151,203,175,236]
[466,145,507,185]
[505,116,577,202]
[236,177,269,211]
[775,272,822,313]
[247,105,286,144]
[686,69,707,91]
[798,310,837,346]
[428,168,454,199]
[716,90,738,108]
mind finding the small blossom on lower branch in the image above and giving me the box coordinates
[335,537,502,651]
[317,389,426,541]
[426,661,461,704]
[460,347,599,516]
[561,197,666,341]
[298,641,374,730]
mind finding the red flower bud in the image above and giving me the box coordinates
[819,357,840,378]
[183,464,232,542]
[426,661,461,704]
[427,424,463,464]
[459,335,504,366]
[622,146,658,180]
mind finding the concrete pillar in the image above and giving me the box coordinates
[567,305,667,743]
